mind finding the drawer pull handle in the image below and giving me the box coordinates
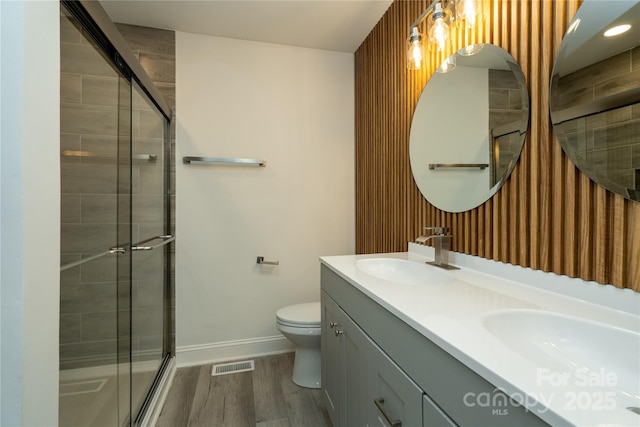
[334,330,343,337]
[374,398,402,427]
[329,321,338,329]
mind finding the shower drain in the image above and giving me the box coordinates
[211,359,255,376]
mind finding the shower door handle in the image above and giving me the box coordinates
[131,235,175,251]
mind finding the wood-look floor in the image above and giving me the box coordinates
[156,353,331,427]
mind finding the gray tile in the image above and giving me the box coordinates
[132,308,164,337]
[132,250,164,281]
[556,85,595,110]
[136,335,164,359]
[137,224,165,242]
[61,73,82,104]
[558,50,631,95]
[585,145,633,171]
[80,254,129,283]
[81,311,118,341]
[509,89,523,110]
[115,23,175,57]
[139,109,165,139]
[592,119,640,150]
[489,69,519,90]
[632,144,640,169]
[595,69,640,99]
[586,106,632,129]
[135,279,164,309]
[60,314,82,344]
[76,134,119,165]
[61,133,82,164]
[139,53,175,84]
[82,76,120,107]
[62,194,81,224]
[60,12,83,44]
[61,103,118,135]
[61,163,117,194]
[133,195,164,223]
[60,282,118,314]
[59,340,117,368]
[61,224,117,253]
[489,89,509,109]
[633,103,640,120]
[155,82,176,112]
[60,255,82,286]
[489,111,524,129]
[632,46,640,72]
[81,194,117,223]
[138,166,164,195]
[61,42,118,77]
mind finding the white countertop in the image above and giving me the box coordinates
[320,248,640,427]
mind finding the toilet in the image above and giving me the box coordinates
[276,302,321,389]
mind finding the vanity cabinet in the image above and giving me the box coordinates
[321,264,547,427]
[322,291,370,426]
[322,290,425,427]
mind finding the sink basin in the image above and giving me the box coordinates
[355,258,455,286]
[483,309,640,397]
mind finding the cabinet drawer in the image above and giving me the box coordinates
[366,343,423,427]
[423,393,457,427]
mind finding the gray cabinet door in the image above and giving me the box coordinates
[340,305,372,426]
[321,291,342,426]
[366,342,424,427]
[322,290,371,427]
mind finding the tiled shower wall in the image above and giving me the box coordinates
[488,68,526,187]
[551,47,640,199]
[60,11,123,369]
[59,12,176,369]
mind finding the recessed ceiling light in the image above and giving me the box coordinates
[604,24,631,37]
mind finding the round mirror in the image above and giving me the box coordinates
[550,1,640,202]
[409,44,529,213]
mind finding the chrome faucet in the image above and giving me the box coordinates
[416,227,459,270]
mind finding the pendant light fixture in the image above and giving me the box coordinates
[407,27,424,70]
[407,0,483,71]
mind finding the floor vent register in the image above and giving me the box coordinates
[211,359,255,376]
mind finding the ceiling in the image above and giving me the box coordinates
[100,0,394,53]
[554,0,640,76]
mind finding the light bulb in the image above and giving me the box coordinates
[456,0,479,27]
[428,5,449,52]
[406,27,424,70]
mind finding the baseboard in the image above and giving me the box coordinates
[176,335,294,367]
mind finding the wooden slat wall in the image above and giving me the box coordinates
[355,0,640,291]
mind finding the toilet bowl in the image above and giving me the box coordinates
[276,302,321,389]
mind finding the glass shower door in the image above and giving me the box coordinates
[60,5,172,425]
[129,81,171,420]
[59,7,132,426]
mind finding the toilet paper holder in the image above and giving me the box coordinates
[257,256,279,266]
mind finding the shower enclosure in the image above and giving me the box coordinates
[59,1,174,425]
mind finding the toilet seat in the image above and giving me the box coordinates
[276,302,321,328]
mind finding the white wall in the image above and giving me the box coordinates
[175,32,355,365]
[0,1,60,424]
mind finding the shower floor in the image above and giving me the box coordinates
[59,365,157,427]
